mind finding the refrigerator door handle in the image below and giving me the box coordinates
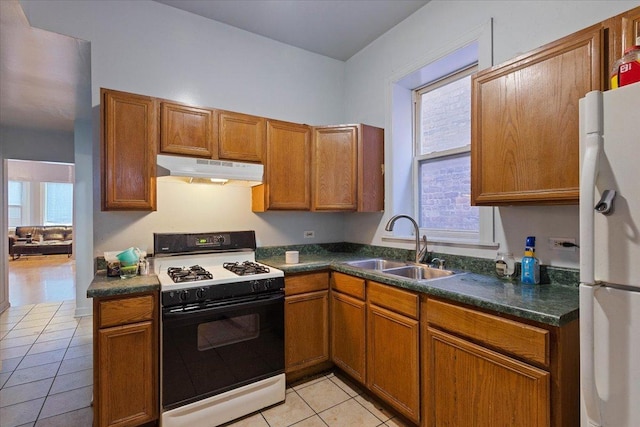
[580,90,602,285]
[594,189,616,215]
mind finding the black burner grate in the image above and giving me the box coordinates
[223,261,270,276]
[167,265,214,283]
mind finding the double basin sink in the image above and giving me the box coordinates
[344,258,456,282]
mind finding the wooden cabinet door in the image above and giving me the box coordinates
[217,110,265,162]
[253,120,311,211]
[285,290,329,372]
[312,126,358,211]
[425,328,550,427]
[101,89,157,211]
[358,124,384,212]
[471,25,602,205]
[97,321,157,427]
[620,7,640,51]
[331,291,366,382]
[367,304,420,423]
[160,102,215,157]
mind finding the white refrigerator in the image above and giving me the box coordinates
[579,82,640,427]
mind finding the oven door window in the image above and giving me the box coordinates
[197,314,259,350]
[162,294,284,411]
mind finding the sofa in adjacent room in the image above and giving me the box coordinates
[9,226,73,259]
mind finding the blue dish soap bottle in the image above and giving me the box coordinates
[520,236,540,284]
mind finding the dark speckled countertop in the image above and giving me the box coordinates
[258,252,579,327]
[87,248,578,326]
[87,271,160,298]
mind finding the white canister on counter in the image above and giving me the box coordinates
[285,251,299,264]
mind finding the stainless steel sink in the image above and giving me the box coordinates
[345,258,456,281]
[382,265,454,280]
[346,259,406,270]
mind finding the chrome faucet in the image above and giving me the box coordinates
[430,257,446,270]
[384,214,428,264]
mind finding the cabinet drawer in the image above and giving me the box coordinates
[285,272,329,296]
[426,298,549,367]
[332,272,365,300]
[368,281,419,320]
[98,293,155,328]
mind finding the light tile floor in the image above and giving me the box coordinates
[1,300,412,427]
[224,373,412,427]
[0,300,93,427]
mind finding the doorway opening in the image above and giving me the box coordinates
[7,160,76,306]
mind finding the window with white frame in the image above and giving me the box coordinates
[414,65,481,242]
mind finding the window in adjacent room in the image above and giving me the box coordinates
[414,64,480,242]
[43,182,73,225]
[8,180,25,227]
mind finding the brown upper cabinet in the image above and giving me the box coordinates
[160,101,215,158]
[101,88,157,211]
[252,120,311,211]
[472,6,639,206]
[217,110,266,163]
[312,125,358,211]
[471,24,602,205]
[102,87,384,212]
[312,124,384,212]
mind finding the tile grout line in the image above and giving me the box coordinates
[34,302,76,423]
[0,303,62,425]
[0,301,93,425]
[291,382,376,426]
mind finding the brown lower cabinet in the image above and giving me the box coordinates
[330,273,367,383]
[367,281,420,424]
[330,274,420,423]
[422,297,579,427]
[93,292,158,427]
[284,272,331,381]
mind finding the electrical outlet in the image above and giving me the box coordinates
[304,231,315,238]
[548,237,577,252]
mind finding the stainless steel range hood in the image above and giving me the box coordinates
[157,154,263,186]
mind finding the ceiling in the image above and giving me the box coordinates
[0,0,427,134]
[0,0,90,133]
[154,0,429,61]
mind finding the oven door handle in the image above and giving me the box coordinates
[162,292,283,319]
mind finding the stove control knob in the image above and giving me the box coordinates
[196,287,207,300]
[179,290,189,301]
[251,281,263,292]
[264,279,273,290]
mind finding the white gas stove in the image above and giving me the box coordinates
[154,231,285,427]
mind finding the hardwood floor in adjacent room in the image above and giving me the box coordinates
[8,256,75,307]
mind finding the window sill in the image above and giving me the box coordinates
[382,235,499,250]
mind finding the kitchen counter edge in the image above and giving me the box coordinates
[259,254,579,327]
[87,271,160,298]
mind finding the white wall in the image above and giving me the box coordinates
[0,155,9,314]
[1,126,74,163]
[343,0,640,269]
